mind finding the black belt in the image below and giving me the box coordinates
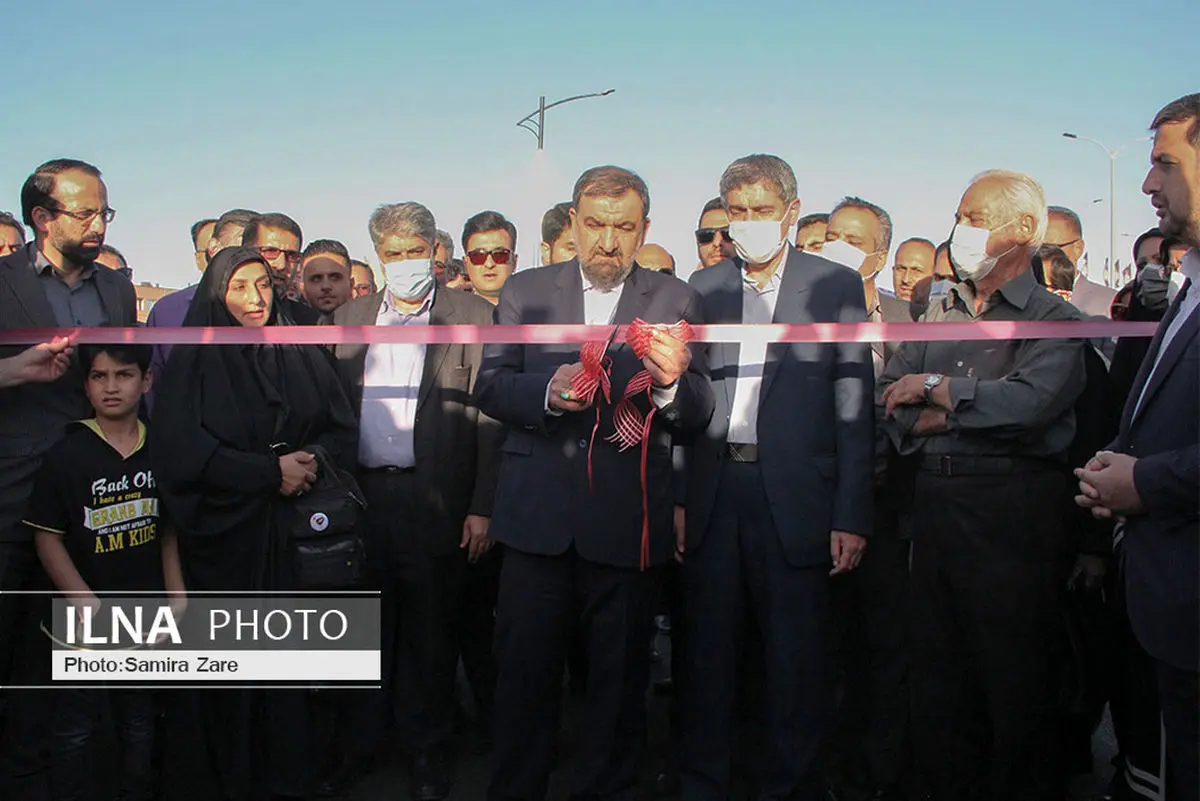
[360,465,416,475]
[726,443,759,463]
[918,454,1058,477]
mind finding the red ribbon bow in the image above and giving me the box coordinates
[572,319,694,570]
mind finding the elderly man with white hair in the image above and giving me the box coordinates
[876,169,1086,801]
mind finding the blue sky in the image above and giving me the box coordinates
[2,0,1195,291]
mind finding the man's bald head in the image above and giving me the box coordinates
[636,243,675,275]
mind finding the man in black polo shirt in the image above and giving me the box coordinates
[878,169,1086,801]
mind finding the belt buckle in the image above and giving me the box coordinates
[940,455,953,478]
[729,443,745,463]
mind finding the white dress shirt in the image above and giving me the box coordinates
[1133,248,1198,419]
[545,266,678,413]
[727,259,786,444]
[357,290,434,468]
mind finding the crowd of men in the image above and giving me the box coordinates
[0,92,1196,801]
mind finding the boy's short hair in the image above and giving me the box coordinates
[79,344,152,375]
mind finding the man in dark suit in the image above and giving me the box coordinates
[327,201,502,801]
[474,166,713,801]
[819,194,912,799]
[1077,93,1200,801]
[0,158,137,800]
[678,155,875,801]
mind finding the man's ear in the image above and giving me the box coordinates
[785,199,802,230]
[540,242,552,266]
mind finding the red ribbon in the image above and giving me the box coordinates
[569,329,616,491]
[594,319,695,570]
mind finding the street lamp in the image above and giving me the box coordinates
[1061,132,1150,284]
[517,89,615,150]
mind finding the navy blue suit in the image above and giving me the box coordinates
[474,260,713,801]
[679,248,875,801]
[1109,272,1198,800]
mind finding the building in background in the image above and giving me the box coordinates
[135,282,177,323]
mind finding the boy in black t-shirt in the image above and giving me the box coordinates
[24,344,184,801]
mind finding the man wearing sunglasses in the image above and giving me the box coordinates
[695,196,734,270]
[0,158,137,796]
[461,211,518,306]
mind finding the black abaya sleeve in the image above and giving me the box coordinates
[304,350,359,474]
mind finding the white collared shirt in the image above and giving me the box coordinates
[357,289,435,468]
[727,256,786,444]
[1133,248,1198,419]
[545,266,677,413]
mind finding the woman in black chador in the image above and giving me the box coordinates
[153,247,357,801]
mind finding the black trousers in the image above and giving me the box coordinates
[1157,660,1199,801]
[908,468,1070,801]
[0,538,49,801]
[1107,555,1164,800]
[679,461,828,801]
[457,544,501,726]
[354,470,466,756]
[826,500,910,790]
[488,546,660,801]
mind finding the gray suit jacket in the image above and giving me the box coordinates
[0,245,138,540]
[329,287,503,556]
[684,248,876,568]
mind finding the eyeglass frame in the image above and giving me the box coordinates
[465,248,514,266]
[254,245,303,264]
[44,205,117,225]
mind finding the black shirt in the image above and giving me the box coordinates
[24,420,166,592]
[878,268,1086,460]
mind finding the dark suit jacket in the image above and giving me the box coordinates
[329,287,503,557]
[876,290,911,367]
[473,261,714,569]
[1111,285,1199,671]
[0,245,138,540]
[684,248,876,568]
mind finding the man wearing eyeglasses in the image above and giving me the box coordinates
[695,196,734,270]
[242,212,319,324]
[1046,205,1116,319]
[0,158,136,798]
[461,211,518,306]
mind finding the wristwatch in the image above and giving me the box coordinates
[923,373,944,402]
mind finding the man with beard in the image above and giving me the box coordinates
[475,165,713,801]
[1077,93,1200,801]
[300,238,353,316]
[242,212,318,323]
[696,197,736,269]
[0,159,137,800]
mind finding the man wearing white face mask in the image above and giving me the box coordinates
[680,154,875,801]
[823,196,909,373]
[878,170,1086,801]
[326,201,503,801]
[820,194,913,801]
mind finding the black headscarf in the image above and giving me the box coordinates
[153,247,348,538]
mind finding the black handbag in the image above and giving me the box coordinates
[289,446,367,589]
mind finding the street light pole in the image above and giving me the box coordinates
[517,89,615,150]
[1062,132,1149,286]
